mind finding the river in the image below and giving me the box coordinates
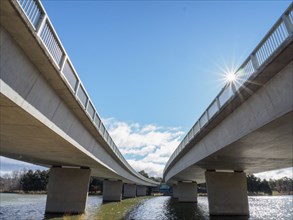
[0,193,292,219]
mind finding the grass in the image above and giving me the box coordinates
[272,191,293,196]
[95,196,152,220]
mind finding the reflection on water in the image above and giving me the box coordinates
[126,196,209,220]
[249,196,293,220]
[0,193,292,220]
[126,196,293,220]
[163,197,208,220]
[0,193,103,220]
[0,193,46,220]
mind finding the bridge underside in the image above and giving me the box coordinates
[168,110,292,184]
[0,87,122,180]
[165,36,293,184]
[0,1,157,186]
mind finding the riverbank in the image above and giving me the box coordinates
[247,191,293,196]
[0,190,47,194]
[1,190,292,196]
[95,196,153,220]
[0,190,103,195]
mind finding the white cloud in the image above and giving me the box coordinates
[0,170,13,177]
[0,156,47,177]
[128,159,164,178]
[0,156,39,168]
[104,118,184,177]
[255,167,293,180]
[104,118,293,180]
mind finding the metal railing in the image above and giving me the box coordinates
[164,3,293,173]
[16,0,156,185]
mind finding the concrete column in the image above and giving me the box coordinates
[205,171,249,216]
[146,186,151,195]
[150,186,159,195]
[172,184,178,199]
[136,185,147,196]
[177,182,197,202]
[45,167,90,214]
[103,180,123,202]
[123,183,136,198]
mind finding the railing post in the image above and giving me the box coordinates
[216,97,221,109]
[59,55,67,72]
[250,54,259,71]
[74,81,80,96]
[282,14,293,34]
[206,110,210,121]
[92,111,96,122]
[85,99,90,110]
[231,83,237,94]
[36,13,47,36]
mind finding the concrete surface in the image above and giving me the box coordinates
[205,171,249,216]
[136,185,147,196]
[172,184,178,199]
[177,182,197,202]
[123,184,136,198]
[103,180,123,202]
[165,60,293,184]
[0,0,157,187]
[45,167,91,214]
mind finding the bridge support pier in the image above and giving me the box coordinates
[172,184,178,199]
[45,167,91,214]
[205,171,249,216]
[136,185,147,196]
[103,180,123,202]
[123,184,136,198]
[178,181,197,202]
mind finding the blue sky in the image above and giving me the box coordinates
[1,0,292,179]
[40,0,290,129]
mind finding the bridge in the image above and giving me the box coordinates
[0,0,158,214]
[163,3,293,216]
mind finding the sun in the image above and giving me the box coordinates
[225,72,237,83]
[213,61,242,90]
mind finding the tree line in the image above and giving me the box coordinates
[0,169,49,192]
[138,170,163,183]
[0,169,104,194]
[0,169,292,195]
[247,174,293,195]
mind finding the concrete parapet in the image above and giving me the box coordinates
[103,180,123,202]
[45,167,91,214]
[205,171,249,216]
[178,182,197,202]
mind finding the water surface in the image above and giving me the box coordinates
[0,193,103,220]
[126,196,293,220]
[0,193,292,220]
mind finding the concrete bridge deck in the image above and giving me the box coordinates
[1,0,158,213]
[163,3,292,216]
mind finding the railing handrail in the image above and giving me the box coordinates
[164,3,293,174]
[15,0,158,185]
